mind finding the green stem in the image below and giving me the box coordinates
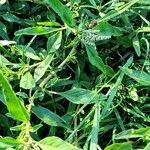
[66,104,96,142]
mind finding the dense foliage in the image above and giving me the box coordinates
[1,0,150,149]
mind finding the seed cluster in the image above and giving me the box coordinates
[82,29,111,45]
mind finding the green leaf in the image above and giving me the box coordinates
[47,31,62,52]
[0,142,10,149]
[34,54,54,82]
[121,68,150,86]
[89,0,97,6]
[32,105,65,127]
[0,87,6,104]
[0,72,30,122]
[44,0,75,27]
[0,137,22,147]
[137,0,150,5]
[104,142,133,150]
[59,87,105,104]
[38,136,81,150]
[2,12,23,24]
[0,40,16,46]
[114,127,150,140]
[101,57,133,117]
[93,22,123,37]
[132,35,141,56]
[144,142,150,150]
[15,26,53,36]
[90,103,100,150]
[37,21,61,27]
[20,72,36,89]
[0,55,14,66]
[0,22,9,40]
[85,44,115,77]
[15,45,41,60]
[99,0,138,22]
[10,124,26,131]
[137,27,150,33]
[32,124,43,132]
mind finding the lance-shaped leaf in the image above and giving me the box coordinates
[144,142,150,150]
[0,72,30,122]
[132,35,141,57]
[85,44,114,77]
[99,0,138,22]
[121,68,150,86]
[59,87,106,104]
[38,136,81,150]
[93,22,123,37]
[15,26,53,36]
[47,31,62,52]
[114,127,150,140]
[32,106,65,127]
[44,0,75,27]
[0,137,22,147]
[104,142,133,150]
[34,54,54,82]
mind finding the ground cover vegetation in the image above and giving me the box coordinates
[0,0,150,149]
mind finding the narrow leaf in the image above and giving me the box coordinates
[90,104,100,150]
[32,105,65,127]
[37,21,61,27]
[2,12,23,24]
[121,68,150,86]
[85,44,114,77]
[0,137,22,147]
[99,0,138,22]
[15,45,41,60]
[89,0,97,6]
[115,127,150,140]
[0,72,30,122]
[38,136,81,150]
[44,0,75,27]
[144,142,150,150]
[47,31,62,52]
[93,22,123,37]
[137,0,150,4]
[101,57,133,117]
[104,142,133,150]
[34,54,54,82]
[0,55,14,66]
[137,27,150,33]
[59,87,105,104]
[0,23,9,40]
[132,35,141,56]
[15,26,53,36]
[0,40,16,46]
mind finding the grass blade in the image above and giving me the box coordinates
[90,103,101,150]
[101,57,133,118]
[132,35,141,57]
[99,0,138,22]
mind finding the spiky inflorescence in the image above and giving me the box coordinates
[82,29,111,45]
